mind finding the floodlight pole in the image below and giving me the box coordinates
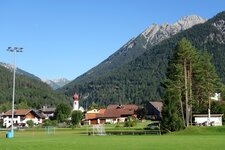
[7,47,23,137]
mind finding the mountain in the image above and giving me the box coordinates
[60,14,208,105]
[0,62,41,81]
[72,15,206,84]
[0,64,69,110]
[43,78,70,90]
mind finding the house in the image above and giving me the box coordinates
[85,104,138,125]
[193,114,224,126]
[3,109,44,128]
[40,106,56,119]
[85,109,106,125]
[145,101,163,120]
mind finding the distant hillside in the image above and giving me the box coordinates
[43,78,70,90]
[0,62,41,81]
[60,11,225,106]
[0,65,69,109]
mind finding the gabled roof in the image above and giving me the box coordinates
[149,101,163,112]
[85,113,97,119]
[98,109,106,114]
[4,109,32,116]
[3,109,43,118]
[107,104,138,110]
[100,105,138,118]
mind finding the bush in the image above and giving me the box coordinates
[124,117,137,127]
[26,120,34,128]
[42,119,57,127]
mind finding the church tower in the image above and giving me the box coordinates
[73,93,79,111]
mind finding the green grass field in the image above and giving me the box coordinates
[1,126,225,150]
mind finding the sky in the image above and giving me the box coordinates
[0,0,225,80]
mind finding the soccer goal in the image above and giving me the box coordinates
[92,124,106,136]
[45,126,56,135]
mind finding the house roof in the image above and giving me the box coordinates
[99,109,106,114]
[107,104,138,110]
[193,114,224,117]
[41,108,56,113]
[85,113,97,119]
[3,109,44,118]
[99,105,137,118]
[149,101,163,112]
[4,109,32,116]
[84,105,138,120]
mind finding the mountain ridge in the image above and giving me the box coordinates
[43,78,70,90]
[69,15,206,85]
[59,13,224,106]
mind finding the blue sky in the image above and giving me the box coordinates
[0,0,224,80]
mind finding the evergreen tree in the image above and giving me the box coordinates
[162,39,223,131]
[192,50,222,113]
[161,79,184,131]
[71,110,83,127]
[54,103,71,123]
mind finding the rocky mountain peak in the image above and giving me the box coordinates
[175,15,207,30]
[42,78,70,90]
[142,15,207,46]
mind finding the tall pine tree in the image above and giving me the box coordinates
[162,39,223,131]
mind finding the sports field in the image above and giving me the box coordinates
[0,126,225,150]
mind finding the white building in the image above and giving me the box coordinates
[3,109,44,128]
[193,114,224,126]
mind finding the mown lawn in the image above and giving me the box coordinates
[0,126,225,150]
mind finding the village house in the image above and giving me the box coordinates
[145,101,163,120]
[85,109,106,125]
[40,106,56,119]
[3,109,44,128]
[85,104,138,125]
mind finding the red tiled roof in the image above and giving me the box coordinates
[84,105,138,120]
[85,113,97,119]
[4,109,32,116]
[99,109,106,114]
[100,105,138,118]
[3,109,44,119]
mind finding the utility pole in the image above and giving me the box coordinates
[6,47,23,138]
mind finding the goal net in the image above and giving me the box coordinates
[45,126,55,135]
[92,124,106,136]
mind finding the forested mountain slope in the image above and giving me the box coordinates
[0,65,68,109]
[71,15,206,85]
[61,11,225,106]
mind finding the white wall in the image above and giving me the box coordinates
[194,116,222,126]
[3,116,42,128]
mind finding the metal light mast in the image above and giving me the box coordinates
[7,47,23,138]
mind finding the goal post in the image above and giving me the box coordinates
[45,126,55,135]
[92,124,106,136]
